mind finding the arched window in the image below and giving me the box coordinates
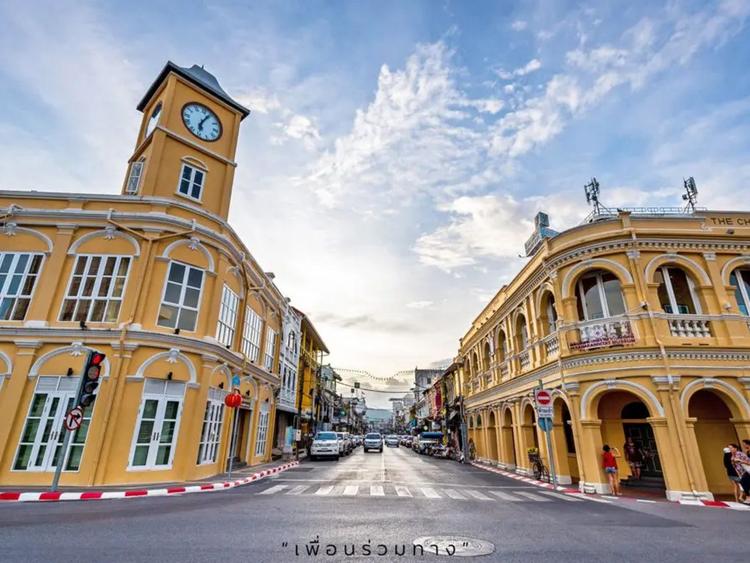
[515,316,528,350]
[539,292,558,335]
[497,330,507,362]
[655,266,701,314]
[730,268,750,316]
[482,341,491,370]
[576,270,626,320]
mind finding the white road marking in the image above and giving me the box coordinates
[464,489,493,500]
[395,486,412,497]
[725,502,750,511]
[343,485,359,496]
[538,491,582,502]
[420,487,441,499]
[443,489,467,500]
[258,485,287,495]
[314,486,334,496]
[488,490,521,501]
[515,491,551,502]
[370,485,385,496]
[286,485,309,495]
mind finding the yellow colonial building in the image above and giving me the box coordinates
[0,62,290,487]
[460,208,750,501]
[294,308,329,439]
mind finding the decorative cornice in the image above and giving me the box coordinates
[1,327,280,386]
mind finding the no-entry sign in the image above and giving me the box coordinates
[534,389,552,407]
[64,406,84,431]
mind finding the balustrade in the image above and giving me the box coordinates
[667,315,712,338]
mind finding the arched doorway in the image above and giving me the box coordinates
[475,414,484,458]
[487,411,499,461]
[551,398,578,484]
[597,391,663,485]
[689,390,740,496]
[502,408,516,467]
[521,403,539,471]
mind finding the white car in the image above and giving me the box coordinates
[385,435,399,447]
[310,431,340,461]
[363,432,383,453]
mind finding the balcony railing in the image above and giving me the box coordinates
[667,315,712,338]
[499,361,509,378]
[570,317,635,351]
[543,333,560,358]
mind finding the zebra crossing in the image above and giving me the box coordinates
[255,482,581,503]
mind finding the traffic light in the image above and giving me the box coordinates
[77,351,106,408]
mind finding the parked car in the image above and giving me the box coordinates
[400,435,413,447]
[416,432,444,454]
[310,431,340,461]
[363,432,383,453]
[336,432,353,455]
[385,435,399,447]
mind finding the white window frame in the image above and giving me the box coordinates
[128,379,185,471]
[59,254,131,323]
[264,327,277,372]
[657,266,702,315]
[215,285,240,347]
[0,252,44,321]
[126,158,145,194]
[176,163,206,202]
[732,269,750,315]
[577,271,625,320]
[157,261,205,332]
[196,388,226,465]
[241,307,263,362]
[254,405,270,456]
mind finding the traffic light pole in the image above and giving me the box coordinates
[51,352,90,492]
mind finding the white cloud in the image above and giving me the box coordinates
[495,58,542,80]
[511,20,528,31]
[406,300,434,309]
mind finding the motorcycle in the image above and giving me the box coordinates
[432,445,451,459]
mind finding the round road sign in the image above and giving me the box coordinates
[64,406,84,431]
[535,389,552,407]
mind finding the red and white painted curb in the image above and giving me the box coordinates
[0,460,299,503]
[471,461,750,511]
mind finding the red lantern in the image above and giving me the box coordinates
[224,391,242,408]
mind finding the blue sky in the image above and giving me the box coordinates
[2,0,749,405]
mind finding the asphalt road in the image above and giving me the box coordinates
[1,445,748,562]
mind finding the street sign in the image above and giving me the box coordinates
[538,417,553,432]
[534,389,552,407]
[536,405,553,418]
[64,406,84,431]
[232,374,241,387]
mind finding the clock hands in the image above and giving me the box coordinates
[198,114,210,131]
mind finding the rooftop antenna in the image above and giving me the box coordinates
[584,177,605,215]
[682,176,698,212]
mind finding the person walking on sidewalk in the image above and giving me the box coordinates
[729,443,750,503]
[602,444,622,496]
[623,437,644,480]
[724,445,743,502]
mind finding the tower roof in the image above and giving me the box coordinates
[138,61,250,119]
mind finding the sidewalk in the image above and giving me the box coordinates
[0,458,299,503]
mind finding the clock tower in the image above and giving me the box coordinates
[122,61,250,220]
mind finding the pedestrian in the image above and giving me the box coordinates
[729,443,750,503]
[623,436,644,480]
[723,445,742,502]
[602,444,622,496]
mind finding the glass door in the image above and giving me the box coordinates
[14,391,67,471]
[130,380,184,469]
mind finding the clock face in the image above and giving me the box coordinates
[145,102,162,138]
[182,103,222,141]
